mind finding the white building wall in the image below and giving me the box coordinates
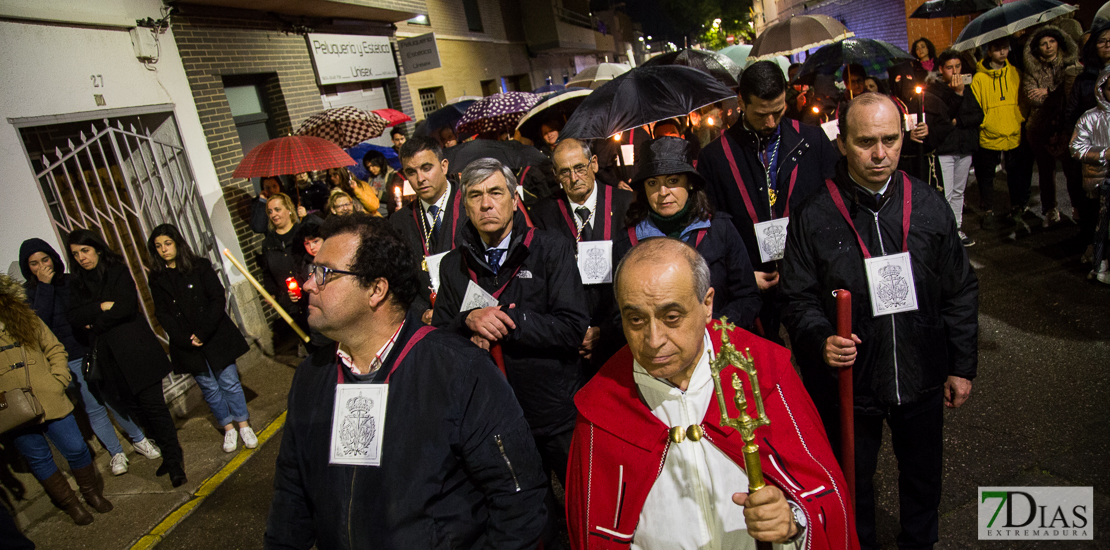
[0,0,242,283]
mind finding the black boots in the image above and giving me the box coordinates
[72,464,114,513]
[156,460,188,488]
[39,472,93,526]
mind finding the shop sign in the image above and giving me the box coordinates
[397,33,441,74]
[306,33,398,85]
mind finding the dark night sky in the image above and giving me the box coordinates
[592,0,684,43]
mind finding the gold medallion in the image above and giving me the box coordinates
[421,258,428,272]
[686,425,704,442]
[669,426,686,444]
[768,188,777,207]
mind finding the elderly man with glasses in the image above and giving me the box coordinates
[530,138,634,372]
[265,212,548,549]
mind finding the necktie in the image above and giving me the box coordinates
[575,206,592,241]
[427,204,442,247]
[486,248,505,275]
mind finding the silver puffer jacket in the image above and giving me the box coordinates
[1071,67,1110,191]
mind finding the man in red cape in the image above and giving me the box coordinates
[566,238,858,549]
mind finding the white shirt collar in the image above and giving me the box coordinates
[848,171,892,198]
[569,184,599,231]
[336,321,405,376]
[419,183,451,226]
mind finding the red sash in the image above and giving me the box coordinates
[824,173,913,259]
[336,325,436,384]
[556,184,613,241]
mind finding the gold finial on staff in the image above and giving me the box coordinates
[709,317,771,492]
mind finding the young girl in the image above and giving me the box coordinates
[146,224,256,451]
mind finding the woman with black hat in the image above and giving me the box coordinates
[613,136,761,329]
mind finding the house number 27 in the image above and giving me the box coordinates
[91,75,104,87]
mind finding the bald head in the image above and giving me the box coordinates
[614,238,714,389]
[836,93,903,190]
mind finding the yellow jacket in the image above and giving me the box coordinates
[971,58,1024,150]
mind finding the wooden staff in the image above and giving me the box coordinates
[834,289,855,501]
[222,249,310,343]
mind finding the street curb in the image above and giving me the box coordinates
[128,411,287,550]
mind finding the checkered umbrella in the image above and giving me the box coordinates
[372,108,413,127]
[295,106,390,148]
[455,92,542,136]
[232,135,355,179]
[794,38,915,85]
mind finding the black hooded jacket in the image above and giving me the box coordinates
[431,210,589,436]
[265,312,548,550]
[925,75,985,156]
[19,238,87,360]
[781,161,978,412]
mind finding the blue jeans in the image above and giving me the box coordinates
[67,358,145,455]
[11,414,92,480]
[194,363,249,427]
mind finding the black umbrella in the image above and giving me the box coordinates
[794,38,915,85]
[641,48,742,88]
[910,0,998,19]
[560,65,736,140]
[416,100,477,136]
[444,139,548,174]
[952,0,1078,51]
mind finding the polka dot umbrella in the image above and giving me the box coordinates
[454,92,542,136]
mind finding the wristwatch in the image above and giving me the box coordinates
[786,502,808,544]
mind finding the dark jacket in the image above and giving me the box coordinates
[530,184,633,367]
[292,180,331,215]
[389,180,469,317]
[926,76,985,156]
[432,210,589,436]
[781,161,979,412]
[612,214,762,329]
[696,116,839,273]
[68,263,172,394]
[259,222,310,318]
[19,238,87,360]
[265,313,548,550]
[149,258,250,376]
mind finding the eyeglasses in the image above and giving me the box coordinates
[1098,38,1110,47]
[307,263,358,289]
[556,162,592,181]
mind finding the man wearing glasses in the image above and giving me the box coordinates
[266,212,548,549]
[531,138,633,372]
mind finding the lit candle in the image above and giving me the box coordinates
[707,116,715,126]
[914,85,925,122]
[612,132,622,141]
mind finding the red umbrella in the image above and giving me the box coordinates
[373,108,413,127]
[232,135,355,179]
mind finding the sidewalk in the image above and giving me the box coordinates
[6,346,298,549]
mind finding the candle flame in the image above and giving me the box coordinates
[812,106,820,114]
[915,86,923,94]
[612,132,622,141]
[707,117,715,126]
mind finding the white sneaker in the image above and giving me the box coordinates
[110,453,129,476]
[223,429,238,453]
[133,438,161,459]
[239,426,258,449]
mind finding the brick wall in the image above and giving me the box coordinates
[172,11,402,329]
[904,0,975,53]
[802,0,910,51]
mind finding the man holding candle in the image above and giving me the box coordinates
[696,61,839,343]
[781,93,978,550]
[565,237,857,549]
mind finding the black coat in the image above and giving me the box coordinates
[265,313,548,550]
[926,78,985,156]
[697,117,840,273]
[389,180,469,317]
[20,238,87,360]
[259,222,310,319]
[432,210,589,436]
[612,214,762,329]
[68,263,172,394]
[781,162,979,412]
[149,258,250,376]
[530,184,633,367]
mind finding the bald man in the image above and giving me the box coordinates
[781,93,978,550]
[565,238,858,550]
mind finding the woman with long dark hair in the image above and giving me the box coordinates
[912,37,938,75]
[147,224,256,452]
[362,150,402,216]
[613,137,761,328]
[19,238,159,476]
[1,274,113,525]
[65,229,187,487]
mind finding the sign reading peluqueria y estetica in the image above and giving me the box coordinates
[306,34,398,86]
[979,487,1092,540]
